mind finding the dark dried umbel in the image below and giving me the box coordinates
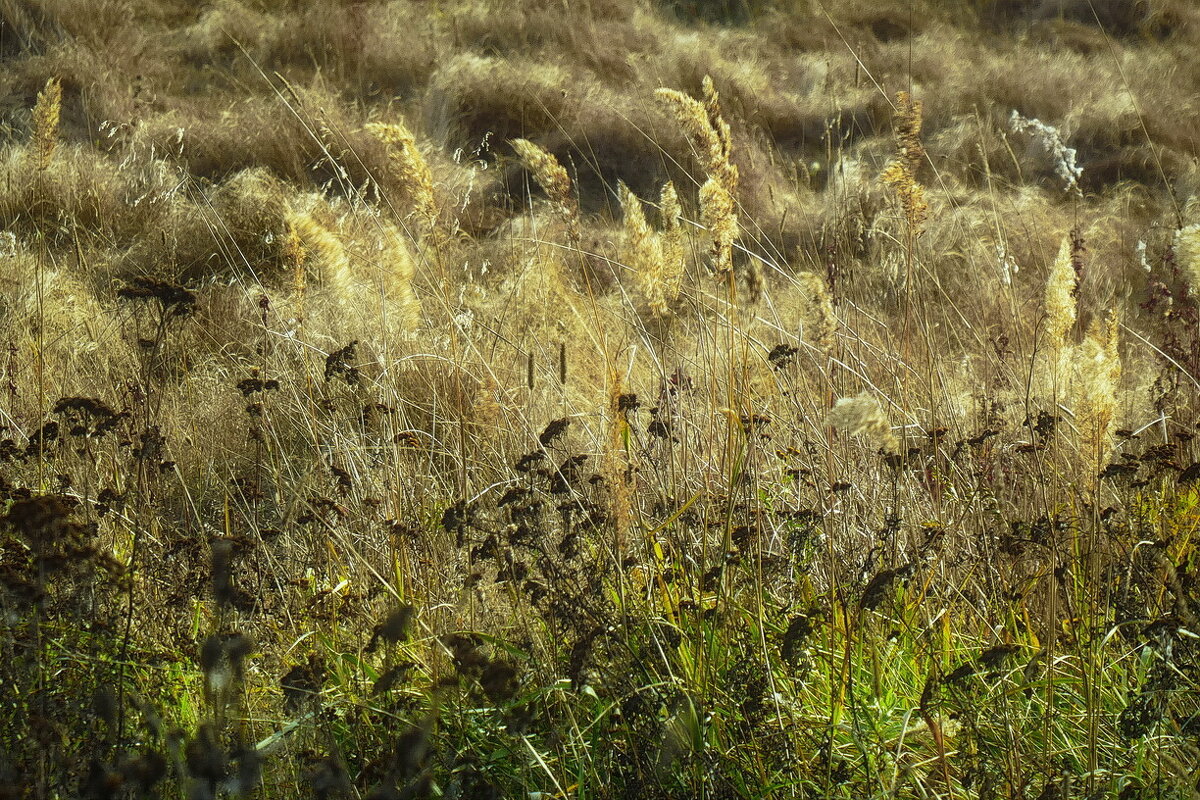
[366,605,415,652]
[1,495,126,595]
[281,654,325,713]
[538,418,571,447]
[767,343,798,370]
[200,632,254,712]
[781,608,822,669]
[117,277,197,316]
[52,397,127,439]
[235,377,280,396]
[324,341,361,385]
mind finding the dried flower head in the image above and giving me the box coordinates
[828,392,898,454]
[893,91,925,171]
[31,77,61,170]
[511,138,579,245]
[619,181,682,315]
[366,120,438,234]
[1074,309,1122,478]
[1009,110,1083,196]
[380,223,421,331]
[659,181,685,282]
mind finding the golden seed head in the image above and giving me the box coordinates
[828,392,899,454]
[1044,235,1077,350]
[1175,223,1200,297]
[285,209,353,300]
[380,223,421,331]
[699,177,737,275]
[366,120,438,234]
[32,77,62,170]
[893,91,925,171]
[796,272,836,358]
[511,138,579,243]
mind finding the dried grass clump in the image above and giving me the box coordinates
[619,181,684,316]
[657,76,739,277]
[424,53,575,148]
[121,167,289,283]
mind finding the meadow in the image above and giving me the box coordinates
[2,0,1200,797]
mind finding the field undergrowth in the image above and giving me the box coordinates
[2,0,1200,797]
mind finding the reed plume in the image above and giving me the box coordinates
[1074,309,1122,481]
[1043,235,1078,355]
[284,208,354,301]
[1176,222,1200,298]
[796,272,836,359]
[619,181,682,316]
[31,77,62,171]
[881,91,928,234]
[366,120,438,235]
[511,138,580,246]
[828,392,898,454]
[660,181,685,283]
[657,77,739,276]
[379,223,421,331]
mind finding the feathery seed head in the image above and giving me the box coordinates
[1175,223,1200,297]
[380,224,421,331]
[285,209,353,301]
[511,138,579,244]
[699,177,738,276]
[32,78,62,170]
[658,78,739,277]
[796,272,836,358]
[828,392,898,454]
[1044,235,1078,350]
[366,120,437,234]
[893,91,925,171]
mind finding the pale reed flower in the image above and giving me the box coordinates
[31,77,61,170]
[659,181,685,284]
[1175,223,1200,297]
[796,272,836,358]
[881,92,928,233]
[828,392,899,454]
[657,77,739,276]
[366,120,438,234]
[380,223,421,331]
[1009,110,1083,196]
[285,209,353,301]
[511,138,579,245]
[1074,310,1121,480]
[1043,235,1077,353]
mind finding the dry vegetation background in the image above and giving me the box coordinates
[3,0,1200,797]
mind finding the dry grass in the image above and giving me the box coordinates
[2,1,1200,798]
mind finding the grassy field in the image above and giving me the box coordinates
[2,0,1200,797]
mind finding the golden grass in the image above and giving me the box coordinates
[3,1,1200,797]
